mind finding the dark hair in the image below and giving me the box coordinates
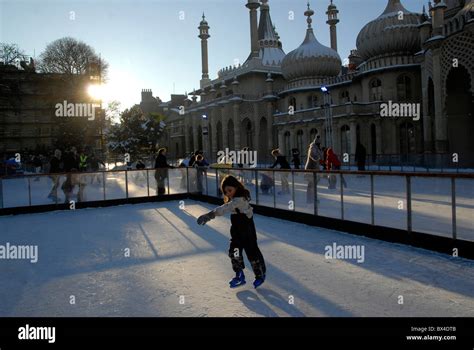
[158,148,166,155]
[220,175,251,203]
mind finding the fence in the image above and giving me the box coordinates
[1,167,473,243]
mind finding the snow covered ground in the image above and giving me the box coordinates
[1,169,473,241]
[0,200,473,317]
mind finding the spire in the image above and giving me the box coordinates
[246,0,261,58]
[255,0,286,66]
[198,13,211,86]
[305,2,315,29]
[326,0,339,52]
[381,0,409,16]
[258,0,278,41]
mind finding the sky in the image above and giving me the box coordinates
[0,0,424,110]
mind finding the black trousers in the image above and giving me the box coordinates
[228,213,266,278]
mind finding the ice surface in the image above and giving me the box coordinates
[0,200,473,317]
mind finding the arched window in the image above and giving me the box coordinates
[244,119,253,149]
[289,97,297,112]
[370,79,382,101]
[284,131,291,157]
[307,95,318,108]
[400,122,416,155]
[397,75,412,100]
[340,125,351,155]
[296,130,304,153]
[340,90,350,103]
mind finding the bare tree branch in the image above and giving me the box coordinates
[0,43,28,65]
[37,37,108,79]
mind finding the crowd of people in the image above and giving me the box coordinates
[1,138,368,202]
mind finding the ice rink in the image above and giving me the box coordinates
[1,169,473,241]
[0,200,473,317]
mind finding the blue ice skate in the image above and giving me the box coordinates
[229,271,246,288]
[253,274,266,289]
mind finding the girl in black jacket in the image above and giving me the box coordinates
[197,175,266,288]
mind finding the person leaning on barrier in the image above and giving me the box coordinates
[154,148,174,195]
[269,149,291,195]
[292,148,301,169]
[305,136,323,203]
[355,141,367,172]
[194,152,209,193]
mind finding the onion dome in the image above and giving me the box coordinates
[281,2,341,81]
[356,0,422,61]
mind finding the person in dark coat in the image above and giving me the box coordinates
[136,160,146,170]
[48,149,62,201]
[270,149,291,195]
[291,148,301,169]
[194,152,209,193]
[63,147,79,173]
[197,175,266,289]
[355,142,367,171]
[154,148,173,195]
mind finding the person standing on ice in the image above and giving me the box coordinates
[305,136,323,203]
[154,148,173,195]
[197,175,266,289]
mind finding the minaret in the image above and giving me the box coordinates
[246,0,261,58]
[431,0,447,36]
[198,13,211,87]
[326,0,339,52]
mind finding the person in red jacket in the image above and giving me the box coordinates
[325,147,347,189]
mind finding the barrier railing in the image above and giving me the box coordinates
[0,167,473,243]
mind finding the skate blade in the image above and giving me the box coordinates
[229,281,246,289]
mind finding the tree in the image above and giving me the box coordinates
[37,37,108,80]
[0,43,27,65]
[106,105,166,157]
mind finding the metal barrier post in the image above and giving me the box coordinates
[406,175,412,233]
[340,172,344,220]
[291,170,295,211]
[102,172,106,200]
[273,170,276,208]
[370,174,375,225]
[146,170,150,197]
[451,177,457,240]
[186,167,189,194]
[125,171,129,198]
[28,177,32,206]
[314,172,318,216]
[255,169,259,205]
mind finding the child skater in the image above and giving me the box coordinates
[197,175,266,288]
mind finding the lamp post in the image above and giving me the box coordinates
[202,113,209,157]
[321,86,333,148]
